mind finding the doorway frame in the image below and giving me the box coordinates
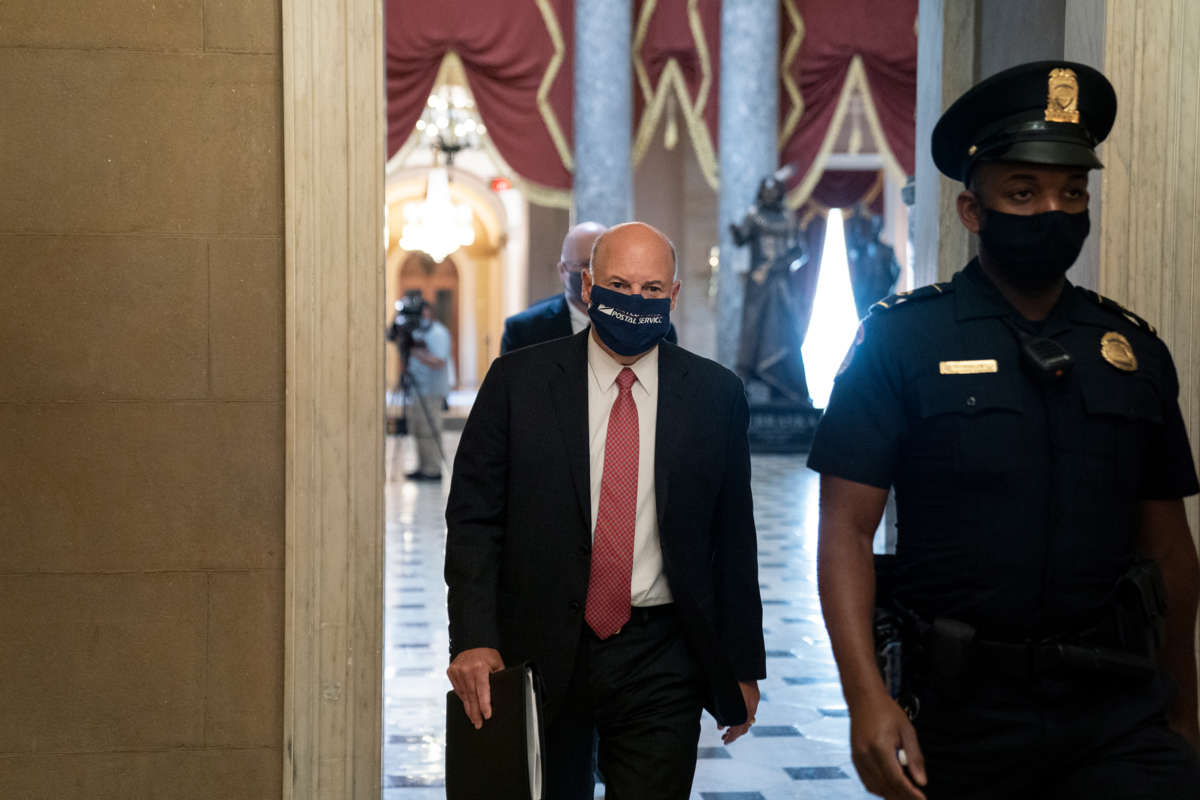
[281,0,387,797]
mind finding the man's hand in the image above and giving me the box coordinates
[446,647,505,729]
[718,680,760,745]
[849,694,927,800]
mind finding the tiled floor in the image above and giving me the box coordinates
[383,433,874,799]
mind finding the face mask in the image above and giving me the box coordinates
[977,207,1090,290]
[564,270,584,304]
[587,285,671,357]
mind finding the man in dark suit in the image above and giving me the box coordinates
[446,222,765,799]
[501,221,677,354]
[500,221,604,354]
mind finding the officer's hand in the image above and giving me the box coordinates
[718,680,760,744]
[849,694,927,800]
[446,647,505,729]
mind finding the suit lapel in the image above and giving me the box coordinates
[654,343,690,527]
[549,331,593,535]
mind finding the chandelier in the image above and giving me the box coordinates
[399,85,484,262]
[399,167,475,263]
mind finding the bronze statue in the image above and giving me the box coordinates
[731,166,813,407]
[844,206,900,319]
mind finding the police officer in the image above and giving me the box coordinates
[809,61,1200,799]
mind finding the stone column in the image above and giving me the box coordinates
[574,0,633,226]
[716,0,779,367]
[1099,0,1200,538]
[913,0,978,287]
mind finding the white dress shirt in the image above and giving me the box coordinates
[566,293,590,334]
[586,332,673,607]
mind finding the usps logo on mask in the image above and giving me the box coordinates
[596,304,666,325]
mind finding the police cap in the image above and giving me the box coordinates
[932,60,1117,184]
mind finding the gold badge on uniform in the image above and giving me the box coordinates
[1045,67,1080,124]
[1100,331,1138,372]
[939,359,998,375]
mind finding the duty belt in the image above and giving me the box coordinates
[971,638,1158,682]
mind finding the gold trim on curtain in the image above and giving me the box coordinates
[632,0,719,189]
[778,0,805,149]
[534,0,575,173]
[785,56,905,209]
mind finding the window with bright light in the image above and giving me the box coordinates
[801,208,863,409]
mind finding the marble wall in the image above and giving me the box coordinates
[0,2,285,797]
[1100,0,1200,539]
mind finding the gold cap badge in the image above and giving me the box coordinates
[1045,67,1080,124]
[1101,331,1137,372]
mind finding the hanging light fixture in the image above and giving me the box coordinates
[399,167,475,263]
[398,86,485,262]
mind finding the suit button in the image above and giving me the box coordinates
[568,600,582,612]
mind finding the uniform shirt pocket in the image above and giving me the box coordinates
[1076,373,1162,493]
[913,374,1024,475]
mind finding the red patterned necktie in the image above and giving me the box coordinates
[585,367,639,640]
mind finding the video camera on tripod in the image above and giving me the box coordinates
[387,291,429,366]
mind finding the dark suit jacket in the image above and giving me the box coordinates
[445,331,765,726]
[500,294,678,354]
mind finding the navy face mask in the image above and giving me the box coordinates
[587,285,672,357]
[977,208,1090,290]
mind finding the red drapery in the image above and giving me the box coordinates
[779,0,917,206]
[632,0,721,187]
[385,0,915,206]
[385,0,575,196]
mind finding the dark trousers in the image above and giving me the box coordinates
[543,605,705,800]
[913,672,1200,799]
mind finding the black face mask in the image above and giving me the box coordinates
[977,208,1090,290]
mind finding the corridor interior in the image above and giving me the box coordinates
[382,432,877,799]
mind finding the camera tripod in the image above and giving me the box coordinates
[395,359,449,474]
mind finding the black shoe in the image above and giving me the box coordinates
[405,471,442,482]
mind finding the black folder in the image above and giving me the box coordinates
[445,662,546,800]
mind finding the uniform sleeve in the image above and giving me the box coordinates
[806,315,910,489]
[1141,343,1199,499]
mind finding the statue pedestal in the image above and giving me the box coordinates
[747,403,822,453]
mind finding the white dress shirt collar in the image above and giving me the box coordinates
[586,330,659,398]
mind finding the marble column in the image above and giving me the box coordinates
[716,0,779,367]
[574,0,633,226]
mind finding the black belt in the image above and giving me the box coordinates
[973,639,1157,681]
[585,604,676,640]
[627,603,676,625]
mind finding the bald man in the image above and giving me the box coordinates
[500,221,676,354]
[447,223,764,799]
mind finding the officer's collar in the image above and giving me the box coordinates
[955,258,1083,336]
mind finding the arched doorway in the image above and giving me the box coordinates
[385,164,524,391]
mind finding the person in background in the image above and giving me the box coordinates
[396,298,451,481]
[501,221,676,353]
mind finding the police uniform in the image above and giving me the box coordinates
[809,61,1200,798]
